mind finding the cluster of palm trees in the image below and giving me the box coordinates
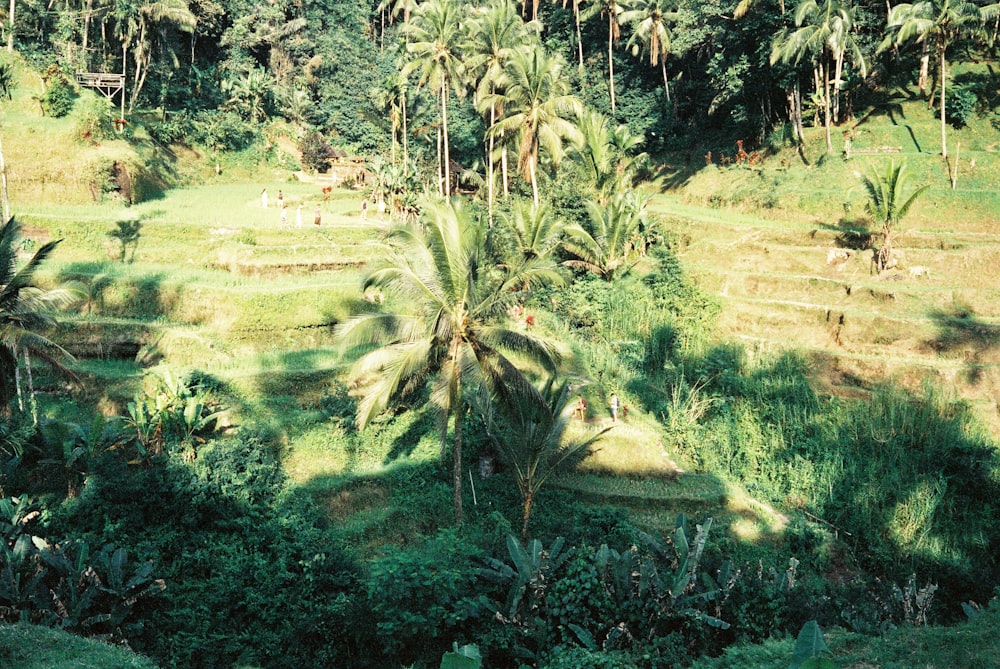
[375,0,674,204]
[769,0,1000,157]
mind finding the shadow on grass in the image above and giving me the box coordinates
[927,306,1000,383]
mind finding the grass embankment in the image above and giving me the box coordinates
[0,623,157,668]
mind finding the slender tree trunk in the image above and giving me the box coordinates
[25,348,36,425]
[939,45,947,158]
[402,86,409,175]
[6,0,14,52]
[661,60,670,102]
[833,50,844,123]
[501,148,509,197]
[453,400,463,524]
[918,40,930,96]
[529,154,539,206]
[442,84,451,197]
[0,130,10,224]
[607,14,616,112]
[823,60,832,153]
[487,104,495,226]
[575,1,584,71]
[14,355,22,412]
[83,0,93,66]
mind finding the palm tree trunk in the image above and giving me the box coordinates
[452,399,464,525]
[529,155,539,207]
[823,60,832,153]
[574,0,584,71]
[25,348,36,425]
[521,492,534,539]
[607,14,616,112]
[502,148,509,197]
[939,45,947,158]
[833,50,844,123]
[402,86,409,175]
[6,0,14,52]
[661,60,670,103]
[488,104,495,226]
[14,354,22,412]
[442,84,451,197]
[918,40,930,96]
[0,131,10,224]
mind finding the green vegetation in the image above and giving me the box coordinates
[0,0,999,667]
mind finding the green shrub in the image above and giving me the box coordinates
[299,131,335,173]
[191,110,259,151]
[946,83,978,129]
[40,65,77,118]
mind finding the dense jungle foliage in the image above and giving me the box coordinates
[2,0,1000,667]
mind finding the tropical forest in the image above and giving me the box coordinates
[1,0,1000,667]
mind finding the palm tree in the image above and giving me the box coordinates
[771,0,866,153]
[486,45,583,206]
[555,0,588,70]
[485,378,609,537]
[402,0,470,196]
[0,217,82,417]
[562,190,655,281]
[573,107,648,201]
[500,200,565,260]
[467,1,539,220]
[582,0,633,113]
[337,198,563,524]
[881,0,982,158]
[860,161,928,273]
[620,0,677,102]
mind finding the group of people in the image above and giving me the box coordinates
[574,392,622,423]
[261,188,323,227]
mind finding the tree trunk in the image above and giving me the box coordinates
[0,130,10,224]
[452,397,464,525]
[521,492,534,539]
[6,0,14,52]
[939,44,947,158]
[24,348,36,425]
[529,154,539,206]
[574,0,584,71]
[442,84,451,197]
[918,39,930,96]
[501,148,509,197]
[661,60,670,103]
[402,86,409,175]
[833,50,844,123]
[607,14,616,113]
[823,60,832,153]
[487,104,495,226]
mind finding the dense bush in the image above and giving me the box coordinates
[40,65,77,118]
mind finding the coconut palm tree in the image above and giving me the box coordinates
[484,377,609,537]
[467,1,539,219]
[486,45,583,206]
[402,0,470,196]
[860,161,928,273]
[500,200,565,261]
[771,0,866,153]
[620,0,677,101]
[0,217,82,417]
[562,190,655,281]
[881,0,982,158]
[337,198,563,524]
[554,0,589,69]
[582,0,633,113]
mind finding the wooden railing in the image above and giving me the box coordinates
[75,72,125,88]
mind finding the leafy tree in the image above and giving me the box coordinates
[337,198,562,524]
[859,160,928,273]
[500,200,566,261]
[881,0,983,158]
[0,218,81,418]
[562,190,655,281]
[486,45,583,206]
[402,0,470,196]
[486,378,609,537]
[572,107,648,201]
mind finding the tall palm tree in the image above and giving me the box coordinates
[562,190,654,281]
[860,161,928,273]
[620,0,677,102]
[0,217,82,416]
[337,198,563,524]
[582,0,632,113]
[402,0,470,196]
[881,0,982,158]
[467,1,538,220]
[485,378,609,537]
[486,45,583,206]
[771,0,866,153]
[500,200,565,260]
[555,0,588,70]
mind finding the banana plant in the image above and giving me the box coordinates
[482,534,574,624]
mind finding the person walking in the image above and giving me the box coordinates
[295,205,303,228]
[277,190,284,209]
[314,204,322,226]
[361,198,368,219]
[610,393,620,423]
[280,203,288,227]
[261,188,269,209]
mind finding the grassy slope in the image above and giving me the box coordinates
[0,623,158,668]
